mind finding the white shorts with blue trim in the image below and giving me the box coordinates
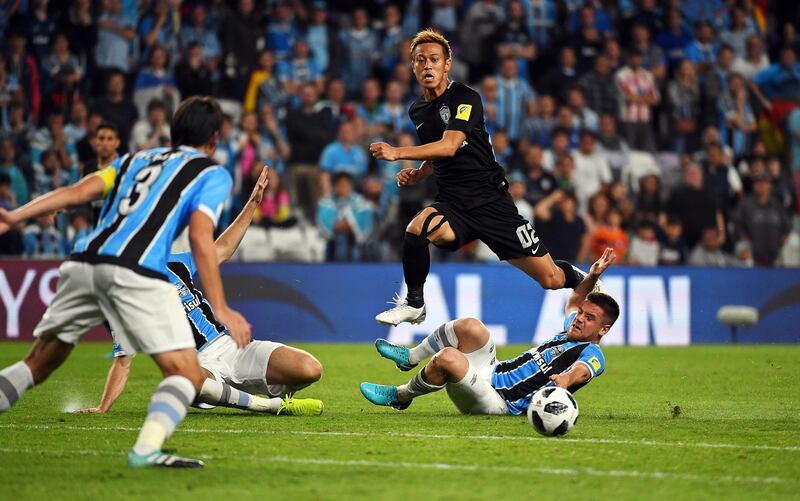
[444,328,509,415]
[198,335,287,397]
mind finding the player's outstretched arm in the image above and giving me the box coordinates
[565,248,616,313]
[214,166,269,264]
[396,161,433,186]
[549,363,592,389]
[0,173,107,235]
[371,130,466,162]
[76,355,132,414]
[190,211,252,347]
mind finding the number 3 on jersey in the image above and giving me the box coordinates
[516,223,539,249]
[118,162,163,215]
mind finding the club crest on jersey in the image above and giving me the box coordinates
[439,105,450,124]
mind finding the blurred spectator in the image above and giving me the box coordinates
[572,130,611,213]
[656,8,693,74]
[603,37,623,73]
[719,6,757,59]
[83,121,119,176]
[180,4,222,66]
[316,78,355,126]
[175,42,215,98]
[702,45,735,127]
[495,57,535,142]
[0,171,15,211]
[703,141,743,216]
[219,0,264,101]
[31,111,79,186]
[519,98,552,147]
[76,112,104,166]
[686,21,717,76]
[789,108,800,212]
[615,49,659,151]
[0,138,28,205]
[265,1,300,62]
[65,210,91,251]
[751,46,800,104]
[566,88,598,132]
[608,180,635,224]
[507,171,534,222]
[666,59,701,154]
[378,132,416,204]
[130,99,170,152]
[521,144,557,206]
[664,162,724,249]
[589,206,628,262]
[42,32,83,94]
[732,34,769,80]
[554,153,576,192]
[631,24,666,81]
[628,220,659,266]
[542,127,571,172]
[138,0,180,61]
[317,172,374,262]
[492,130,514,169]
[479,75,500,135]
[571,5,606,74]
[235,110,284,201]
[339,8,377,96]
[577,55,618,118]
[133,46,180,119]
[596,113,630,180]
[24,0,57,64]
[6,32,41,122]
[718,73,756,158]
[539,47,578,102]
[94,0,135,75]
[534,189,588,263]
[34,149,71,195]
[383,80,413,138]
[320,120,368,180]
[63,0,97,75]
[459,0,504,81]
[306,2,332,76]
[377,4,404,80]
[688,226,732,266]
[357,78,388,143]
[525,0,557,54]
[658,214,687,265]
[635,172,661,224]
[243,50,288,116]
[494,0,536,81]
[64,100,89,144]
[92,70,137,150]
[23,212,67,257]
[260,167,297,228]
[279,39,323,97]
[735,171,791,266]
[3,102,32,173]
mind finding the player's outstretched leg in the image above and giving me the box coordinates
[128,349,206,469]
[361,346,469,410]
[376,208,456,326]
[0,337,72,412]
[375,318,488,371]
[508,254,586,291]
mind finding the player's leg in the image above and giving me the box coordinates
[374,317,491,370]
[507,254,584,290]
[263,345,323,390]
[0,337,72,411]
[376,205,458,326]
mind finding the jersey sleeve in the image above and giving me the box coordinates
[574,344,605,379]
[446,88,484,135]
[188,166,232,228]
[168,252,197,277]
[91,154,126,198]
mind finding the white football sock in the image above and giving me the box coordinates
[396,368,444,403]
[133,375,196,456]
[408,321,458,364]
[198,378,282,413]
[0,361,34,412]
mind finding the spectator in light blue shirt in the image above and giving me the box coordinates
[339,8,377,95]
[23,212,68,257]
[686,21,717,76]
[496,57,535,141]
[319,121,368,179]
[752,47,800,101]
[266,1,300,62]
[180,4,221,64]
[95,0,134,73]
[317,171,374,262]
[306,2,330,75]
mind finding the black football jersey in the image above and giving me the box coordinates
[409,81,506,210]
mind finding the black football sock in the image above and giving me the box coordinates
[554,260,583,289]
[402,232,430,308]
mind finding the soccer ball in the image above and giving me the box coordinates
[527,386,579,436]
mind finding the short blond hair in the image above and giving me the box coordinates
[410,28,452,60]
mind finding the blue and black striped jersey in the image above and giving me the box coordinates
[72,146,232,279]
[491,311,606,415]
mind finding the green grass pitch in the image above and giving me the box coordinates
[1,342,799,500]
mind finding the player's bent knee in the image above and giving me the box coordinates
[298,356,323,384]
[430,347,462,371]
[456,317,485,335]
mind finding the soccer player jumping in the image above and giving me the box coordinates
[370,29,586,326]
[360,249,618,415]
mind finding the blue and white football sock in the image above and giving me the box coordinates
[408,321,458,365]
[132,375,196,455]
[0,361,34,412]
[198,378,282,413]
[396,368,444,403]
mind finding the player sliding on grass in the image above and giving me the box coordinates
[0,97,248,468]
[361,249,618,415]
[78,167,323,417]
[370,29,587,327]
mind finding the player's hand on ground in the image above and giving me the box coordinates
[75,407,106,414]
[370,142,398,161]
[248,166,270,206]
[589,248,616,278]
[549,373,570,389]
[396,167,424,186]
[216,306,252,348]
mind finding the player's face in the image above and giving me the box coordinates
[412,43,451,90]
[568,300,610,341]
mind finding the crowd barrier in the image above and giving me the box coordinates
[1,260,798,345]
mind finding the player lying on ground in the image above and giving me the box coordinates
[370,29,587,327]
[360,249,618,415]
[0,97,250,468]
[78,167,323,417]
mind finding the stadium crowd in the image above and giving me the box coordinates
[0,0,798,266]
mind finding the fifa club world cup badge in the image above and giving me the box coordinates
[439,105,451,124]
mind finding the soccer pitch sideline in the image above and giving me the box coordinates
[0,343,798,500]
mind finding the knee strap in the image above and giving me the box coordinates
[420,211,447,239]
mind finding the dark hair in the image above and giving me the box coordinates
[147,98,167,113]
[96,121,119,137]
[332,171,353,185]
[586,292,620,326]
[0,172,10,186]
[170,96,222,147]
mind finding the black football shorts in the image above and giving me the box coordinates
[430,193,550,260]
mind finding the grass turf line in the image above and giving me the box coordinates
[0,342,798,500]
